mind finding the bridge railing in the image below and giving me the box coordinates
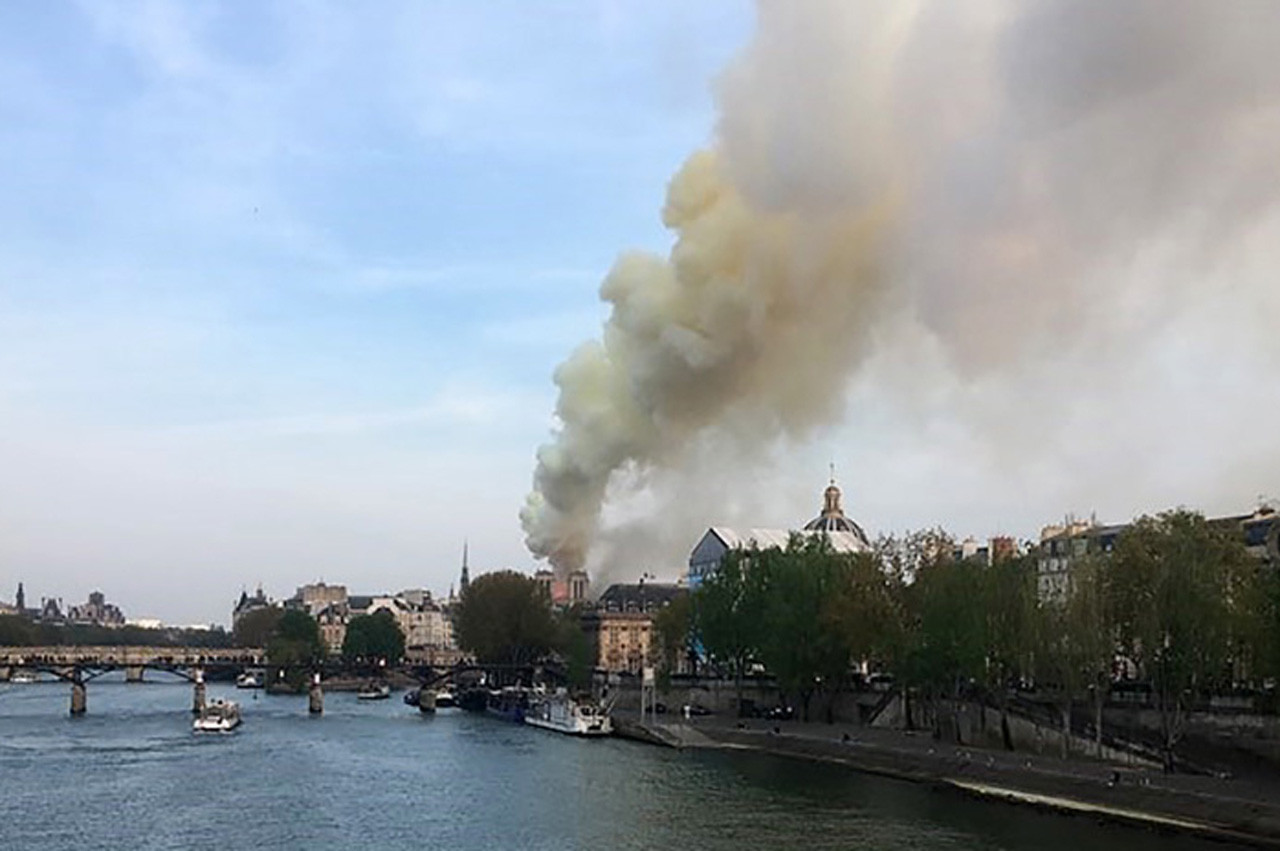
[0,646,266,667]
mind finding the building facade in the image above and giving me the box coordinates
[1036,505,1280,603]
[232,586,274,628]
[315,603,348,655]
[581,581,685,674]
[340,592,456,655]
[293,582,348,615]
[66,591,126,627]
[533,568,590,607]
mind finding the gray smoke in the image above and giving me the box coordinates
[523,0,1280,576]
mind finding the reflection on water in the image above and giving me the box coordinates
[0,678,1230,850]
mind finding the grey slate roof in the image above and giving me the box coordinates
[597,582,685,614]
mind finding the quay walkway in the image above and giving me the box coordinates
[623,713,1280,848]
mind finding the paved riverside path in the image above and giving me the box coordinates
[626,713,1280,847]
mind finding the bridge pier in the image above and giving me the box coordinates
[308,672,323,715]
[125,665,145,684]
[192,669,206,715]
[70,677,86,716]
[0,666,10,682]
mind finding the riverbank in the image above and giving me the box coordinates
[619,713,1280,847]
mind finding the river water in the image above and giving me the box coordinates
[0,677,1230,850]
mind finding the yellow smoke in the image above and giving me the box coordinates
[522,149,888,572]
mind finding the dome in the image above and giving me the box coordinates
[802,477,869,545]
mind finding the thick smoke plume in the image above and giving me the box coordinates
[524,0,1280,575]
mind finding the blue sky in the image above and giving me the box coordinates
[0,1,752,624]
[6,2,1278,628]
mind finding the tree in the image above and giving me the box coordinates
[975,554,1037,750]
[750,536,858,721]
[1034,556,1114,760]
[343,610,405,664]
[873,528,955,587]
[0,615,34,646]
[555,607,594,690]
[1110,510,1258,771]
[693,547,765,708]
[454,570,558,667]
[1062,554,1117,757]
[825,551,901,678]
[869,529,955,731]
[651,591,692,690]
[1257,566,1280,711]
[233,607,283,648]
[266,609,325,667]
[909,556,988,740]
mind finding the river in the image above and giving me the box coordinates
[0,677,1232,850]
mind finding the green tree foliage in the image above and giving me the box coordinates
[905,555,987,738]
[872,528,955,587]
[266,609,326,666]
[683,510,1275,761]
[1035,554,1116,756]
[974,554,1037,749]
[651,591,692,688]
[1110,510,1259,769]
[555,607,594,690]
[233,607,283,648]
[889,545,1040,743]
[862,530,948,731]
[824,551,902,672]
[751,536,861,720]
[454,570,558,666]
[1259,567,1280,707]
[696,536,907,721]
[0,614,35,645]
[342,609,406,663]
[693,548,765,703]
[0,616,234,649]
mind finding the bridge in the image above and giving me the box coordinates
[0,646,558,718]
[0,646,266,716]
[0,645,265,669]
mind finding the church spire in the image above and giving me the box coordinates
[16,581,24,612]
[460,540,470,594]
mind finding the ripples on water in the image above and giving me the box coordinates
[0,678,1231,850]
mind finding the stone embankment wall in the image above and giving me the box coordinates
[608,676,1280,770]
[870,695,1159,766]
[603,676,884,720]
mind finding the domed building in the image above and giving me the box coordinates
[802,477,869,546]
[687,474,871,587]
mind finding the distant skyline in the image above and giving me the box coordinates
[4,2,1279,626]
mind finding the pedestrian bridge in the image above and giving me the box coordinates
[0,646,266,715]
[0,647,502,718]
[0,645,265,669]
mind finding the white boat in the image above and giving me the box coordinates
[435,689,456,708]
[235,670,264,689]
[194,698,242,733]
[10,670,38,684]
[525,691,613,737]
[357,682,391,700]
